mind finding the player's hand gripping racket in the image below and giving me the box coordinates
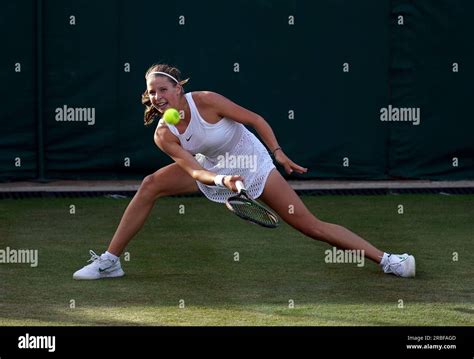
[225,181,279,228]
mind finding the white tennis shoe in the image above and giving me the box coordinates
[73,250,124,280]
[382,253,416,278]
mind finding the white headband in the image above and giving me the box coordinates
[147,71,179,83]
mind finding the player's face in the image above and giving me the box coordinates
[147,76,181,113]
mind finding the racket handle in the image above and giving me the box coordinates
[235,180,246,193]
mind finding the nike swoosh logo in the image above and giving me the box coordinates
[186,135,192,141]
[98,267,110,272]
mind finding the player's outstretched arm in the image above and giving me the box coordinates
[202,91,308,175]
[154,125,243,191]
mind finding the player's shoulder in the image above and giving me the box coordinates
[191,91,226,107]
[154,120,179,144]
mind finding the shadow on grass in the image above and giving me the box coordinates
[1,259,473,326]
[452,308,474,315]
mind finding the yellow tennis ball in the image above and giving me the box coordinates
[163,108,180,125]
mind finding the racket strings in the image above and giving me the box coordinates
[229,199,277,227]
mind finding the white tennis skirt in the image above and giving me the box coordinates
[195,129,276,203]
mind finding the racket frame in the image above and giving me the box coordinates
[225,181,279,228]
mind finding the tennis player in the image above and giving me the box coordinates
[73,64,415,280]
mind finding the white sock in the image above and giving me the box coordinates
[103,251,119,262]
[380,252,390,267]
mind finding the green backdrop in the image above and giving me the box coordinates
[1,0,472,181]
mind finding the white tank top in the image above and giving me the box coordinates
[158,92,244,159]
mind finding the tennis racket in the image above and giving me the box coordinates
[225,181,279,228]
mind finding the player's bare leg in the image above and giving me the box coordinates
[107,163,199,256]
[259,169,384,262]
[73,163,198,280]
[259,169,415,277]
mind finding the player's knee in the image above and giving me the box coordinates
[138,174,162,200]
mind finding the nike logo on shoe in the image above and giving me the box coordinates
[73,251,125,280]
